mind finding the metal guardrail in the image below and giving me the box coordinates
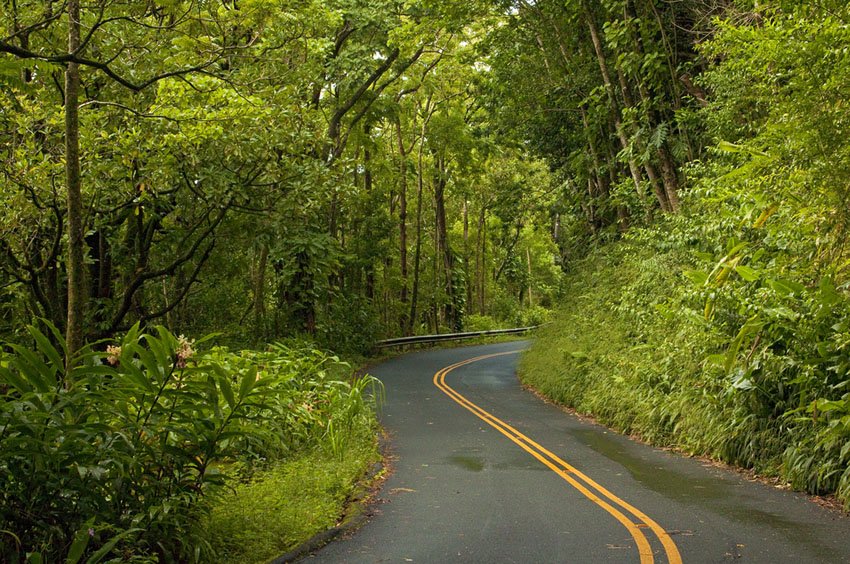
[374,325,543,349]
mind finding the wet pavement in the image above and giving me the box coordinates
[303,342,850,563]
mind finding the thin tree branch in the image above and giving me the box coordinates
[0,41,221,92]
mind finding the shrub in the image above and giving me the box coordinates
[465,314,502,331]
[520,220,850,507]
[0,323,381,562]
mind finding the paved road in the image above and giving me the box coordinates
[305,342,850,563]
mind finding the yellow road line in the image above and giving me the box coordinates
[433,351,683,564]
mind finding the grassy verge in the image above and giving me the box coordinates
[519,242,710,448]
[205,431,380,564]
[518,238,850,507]
[202,329,538,564]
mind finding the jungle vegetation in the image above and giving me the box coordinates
[2,0,850,560]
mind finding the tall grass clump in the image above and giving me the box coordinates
[521,202,850,507]
[0,323,381,562]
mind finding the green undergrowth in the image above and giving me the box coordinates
[520,225,850,508]
[205,436,379,564]
[0,324,382,562]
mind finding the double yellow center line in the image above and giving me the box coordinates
[432,350,682,564]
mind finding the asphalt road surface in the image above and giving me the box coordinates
[304,341,850,563]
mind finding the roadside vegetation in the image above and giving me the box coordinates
[0,325,380,562]
[3,0,850,560]
[516,1,850,508]
[1,1,562,561]
[205,438,378,564]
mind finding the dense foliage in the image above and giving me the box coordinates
[516,0,850,507]
[3,0,850,558]
[0,0,562,357]
[0,1,564,559]
[0,324,379,561]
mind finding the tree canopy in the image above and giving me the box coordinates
[5,0,850,560]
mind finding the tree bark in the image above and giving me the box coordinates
[64,0,84,373]
[253,243,268,340]
[433,156,456,330]
[395,119,410,332]
[582,0,645,200]
[476,205,486,314]
[408,137,425,334]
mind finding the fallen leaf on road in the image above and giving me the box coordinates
[389,488,417,494]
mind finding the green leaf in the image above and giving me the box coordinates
[815,398,848,414]
[84,528,142,564]
[734,265,760,282]
[136,347,164,383]
[0,363,33,393]
[724,316,764,374]
[119,354,155,393]
[706,353,727,369]
[683,269,709,285]
[213,364,235,408]
[717,139,768,157]
[66,518,95,564]
[144,332,173,372]
[818,277,842,306]
[767,278,806,295]
[9,344,56,393]
[28,326,63,374]
[194,332,222,346]
[730,369,754,391]
[238,368,257,401]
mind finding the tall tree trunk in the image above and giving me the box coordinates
[363,134,376,300]
[645,161,671,213]
[585,177,598,233]
[65,0,84,372]
[625,0,681,212]
[407,99,435,335]
[253,243,268,341]
[476,205,486,314]
[463,199,472,316]
[657,145,681,212]
[408,142,425,335]
[395,119,410,332]
[583,0,644,200]
[432,210,439,332]
[580,107,608,231]
[434,157,456,330]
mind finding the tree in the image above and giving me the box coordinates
[1,0,260,370]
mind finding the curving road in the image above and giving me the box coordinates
[304,342,850,563]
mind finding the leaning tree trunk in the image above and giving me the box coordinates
[624,0,681,212]
[582,0,645,201]
[65,0,85,373]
